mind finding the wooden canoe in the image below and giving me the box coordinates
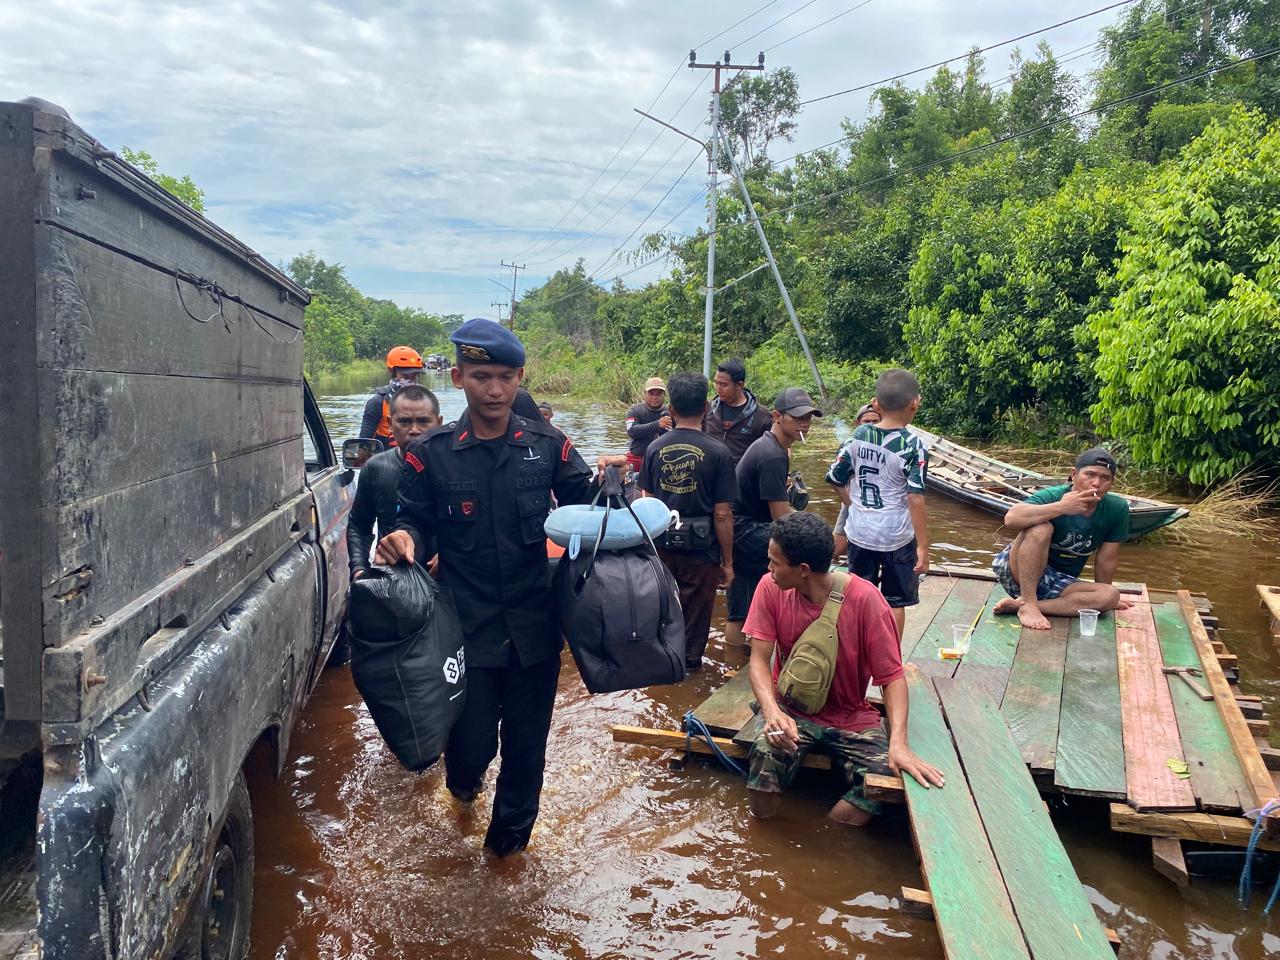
[911,428,1189,539]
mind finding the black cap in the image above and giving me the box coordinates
[1074,447,1118,474]
[774,387,823,417]
[450,317,527,367]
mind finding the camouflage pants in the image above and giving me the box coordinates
[747,717,891,815]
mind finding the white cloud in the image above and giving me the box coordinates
[2,0,1123,316]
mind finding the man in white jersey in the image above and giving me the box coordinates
[825,369,930,638]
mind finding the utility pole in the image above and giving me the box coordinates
[688,49,764,378]
[500,260,525,329]
[490,300,508,323]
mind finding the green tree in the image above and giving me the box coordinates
[120,147,206,213]
[302,295,356,379]
[718,67,801,173]
[1089,108,1280,483]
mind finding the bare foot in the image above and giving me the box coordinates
[828,799,873,827]
[993,596,1023,616]
[1017,604,1051,630]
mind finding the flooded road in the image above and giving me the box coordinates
[249,371,1280,959]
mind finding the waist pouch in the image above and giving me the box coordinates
[659,515,713,552]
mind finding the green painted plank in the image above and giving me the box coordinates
[1000,618,1070,774]
[692,670,755,737]
[1054,614,1126,798]
[937,678,1115,960]
[954,584,1021,706]
[902,573,958,651]
[903,671,1032,960]
[1151,602,1251,812]
[906,577,995,678]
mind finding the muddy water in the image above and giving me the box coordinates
[249,373,1280,959]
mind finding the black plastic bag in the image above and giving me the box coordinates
[347,563,466,771]
[553,467,686,693]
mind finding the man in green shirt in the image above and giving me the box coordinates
[992,448,1131,630]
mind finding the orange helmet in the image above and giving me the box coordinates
[385,346,424,371]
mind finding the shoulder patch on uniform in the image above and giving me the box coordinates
[404,452,425,473]
[561,438,574,462]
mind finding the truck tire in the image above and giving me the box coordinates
[176,771,254,960]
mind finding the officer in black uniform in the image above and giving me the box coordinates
[375,318,624,856]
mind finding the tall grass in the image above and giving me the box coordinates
[1158,471,1279,543]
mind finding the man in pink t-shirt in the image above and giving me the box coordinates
[745,513,944,826]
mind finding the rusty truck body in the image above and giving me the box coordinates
[0,100,354,959]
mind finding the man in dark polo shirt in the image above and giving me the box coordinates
[375,318,624,856]
[625,376,672,474]
[725,387,821,650]
[703,358,774,463]
[639,372,736,670]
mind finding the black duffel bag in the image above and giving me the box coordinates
[553,467,686,693]
[347,562,466,771]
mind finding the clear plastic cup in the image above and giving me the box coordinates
[1078,609,1100,637]
[951,623,971,655]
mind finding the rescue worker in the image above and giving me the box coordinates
[703,358,773,463]
[347,385,442,580]
[375,318,626,857]
[359,346,426,448]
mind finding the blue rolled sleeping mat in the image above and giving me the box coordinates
[545,496,674,557]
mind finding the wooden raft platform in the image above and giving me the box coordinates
[1259,585,1280,650]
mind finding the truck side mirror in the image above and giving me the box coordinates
[342,438,386,470]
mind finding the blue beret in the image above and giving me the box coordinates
[450,317,526,368]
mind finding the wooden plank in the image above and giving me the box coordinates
[1258,585,1280,646]
[691,670,755,737]
[1151,837,1189,889]
[1055,613,1126,798]
[43,439,304,646]
[609,724,831,769]
[41,369,301,505]
[901,574,958,651]
[1000,618,1070,774]
[901,671,1031,960]
[1109,804,1280,851]
[1177,590,1278,826]
[1114,595,1196,812]
[897,888,1122,951]
[865,773,905,804]
[0,103,44,722]
[1247,718,1271,737]
[1151,602,1252,812]
[905,577,994,677]
[936,678,1115,960]
[953,584,1022,705]
[35,227,302,382]
[1260,746,1280,772]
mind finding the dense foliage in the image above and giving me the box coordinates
[513,0,1279,483]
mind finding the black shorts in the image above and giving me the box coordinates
[848,539,919,608]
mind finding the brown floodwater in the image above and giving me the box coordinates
[248,373,1280,959]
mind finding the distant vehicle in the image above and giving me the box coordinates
[426,353,450,369]
[0,99,357,960]
[911,428,1189,538]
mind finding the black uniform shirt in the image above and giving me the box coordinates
[394,410,596,668]
[346,448,403,577]
[732,430,790,524]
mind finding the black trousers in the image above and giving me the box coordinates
[444,648,561,855]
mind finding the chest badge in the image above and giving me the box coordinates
[523,448,541,461]
[461,500,475,516]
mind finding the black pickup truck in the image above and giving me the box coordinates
[0,100,354,960]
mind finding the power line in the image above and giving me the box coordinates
[696,0,785,47]
[732,0,825,50]
[520,73,707,263]
[764,0,875,53]
[797,0,1142,107]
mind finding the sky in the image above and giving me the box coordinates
[1,0,1128,319]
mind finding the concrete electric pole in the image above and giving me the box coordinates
[500,260,525,329]
[688,49,764,378]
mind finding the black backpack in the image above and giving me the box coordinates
[346,563,467,771]
[553,468,686,693]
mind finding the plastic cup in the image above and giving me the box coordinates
[951,623,971,655]
[1078,609,1100,637]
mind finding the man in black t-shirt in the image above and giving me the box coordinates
[640,372,737,670]
[725,387,822,649]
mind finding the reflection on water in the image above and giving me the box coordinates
[251,372,1280,959]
